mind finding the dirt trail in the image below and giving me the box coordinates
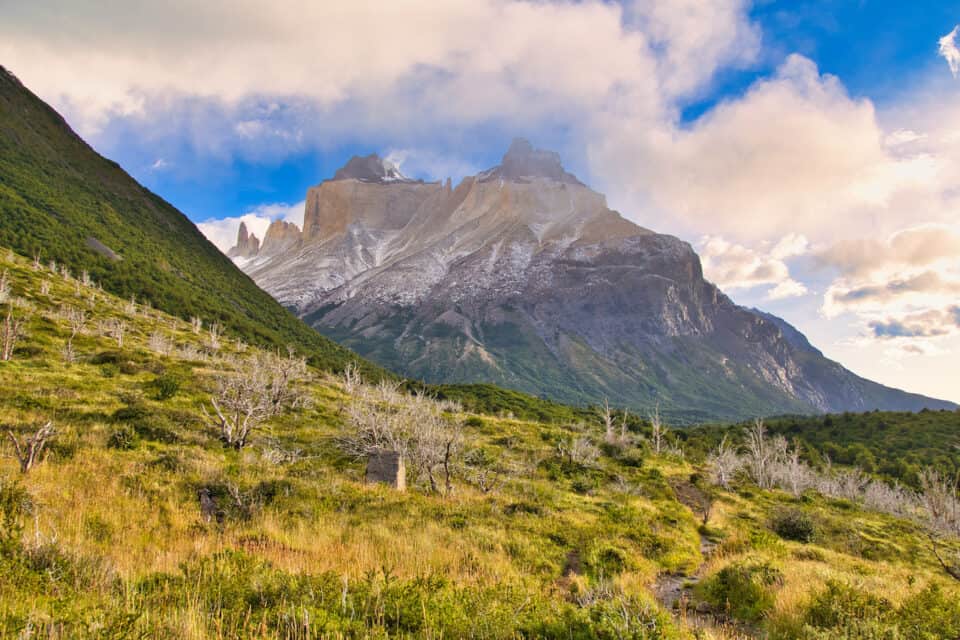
[653,534,716,612]
[655,480,754,637]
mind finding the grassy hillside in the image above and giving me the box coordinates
[0,247,957,639]
[0,66,384,378]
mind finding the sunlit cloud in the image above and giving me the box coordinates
[939,25,960,77]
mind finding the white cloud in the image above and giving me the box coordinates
[384,148,480,184]
[699,234,808,299]
[593,55,945,244]
[625,0,760,99]
[768,280,808,301]
[197,201,304,253]
[815,225,960,279]
[0,1,663,138]
[939,25,960,78]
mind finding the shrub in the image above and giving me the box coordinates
[700,560,784,622]
[107,424,139,450]
[586,543,632,577]
[0,479,31,555]
[803,580,892,630]
[896,584,960,639]
[133,415,180,443]
[615,447,645,468]
[771,508,816,543]
[150,373,180,401]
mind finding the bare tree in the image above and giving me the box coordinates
[464,449,506,494]
[601,398,616,442]
[0,270,10,304]
[559,436,600,468]
[264,349,308,414]
[32,254,41,271]
[204,352,306,449]
[208,322,223,351]
[919,469,960,536]
[745,418,774,489]
[148,330,173,356]
[340,381,464,494]
[1,307,26,361]
[109,318,126,348]
[124,295,137,316]
[770,438,811,497]
[191,316,203,334]
[650,403,667,455]
[40,280,51,296]
[706,435,742,489]
[342,361,362,394]
[6,422,55,474]
[918,469,960,582]
[62,306,89,362]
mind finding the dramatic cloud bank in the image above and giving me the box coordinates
[4,1,959,399]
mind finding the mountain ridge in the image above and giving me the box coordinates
[232,139,955,420]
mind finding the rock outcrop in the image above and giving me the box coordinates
[260,220,302,257]
[233,139,955,420]
[227,222,260,259]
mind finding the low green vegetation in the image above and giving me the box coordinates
[0,247,957,639]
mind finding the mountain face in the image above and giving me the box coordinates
[239,142,951,420]
[0,65,385,377]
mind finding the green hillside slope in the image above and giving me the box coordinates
[0,66,381,376]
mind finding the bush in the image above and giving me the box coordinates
[150,374,180,401]
[0,479,31,555]
[897,584,960,639]
[803,580,893,630]
[107,424,139,450]
[586,543,632,577]
[700,560,784,622]
[133,415,180,443]
[771,508,816,543]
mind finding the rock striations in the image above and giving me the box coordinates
[229,140,955,420]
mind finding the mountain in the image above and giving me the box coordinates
[234,139,954,421]
[0,65,383,376]
[227,221,260,259]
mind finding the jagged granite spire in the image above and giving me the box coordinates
[227,221,260,259]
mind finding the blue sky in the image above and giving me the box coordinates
[3,0,959,401]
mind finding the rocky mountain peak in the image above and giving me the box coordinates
[260,219,302,256]
[232,140,952,419]
[481,138,583,185]
[332,154,414,183]
[227,221,260,259]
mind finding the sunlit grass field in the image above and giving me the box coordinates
[0,247,957,639]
